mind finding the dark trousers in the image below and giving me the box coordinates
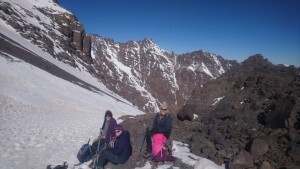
[146,129,155,153]
[96,150,124,167]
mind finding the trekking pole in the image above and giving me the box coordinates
[138,125,149,157]
[93,129,103,169]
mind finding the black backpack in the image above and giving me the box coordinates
[76,139,94,164]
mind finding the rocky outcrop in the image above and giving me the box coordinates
[175,55,300,168]
[0,0,91,67]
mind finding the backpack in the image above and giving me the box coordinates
[76,139,94,164]
[152,134,176,163]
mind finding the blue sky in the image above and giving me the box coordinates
[59,0,300,66]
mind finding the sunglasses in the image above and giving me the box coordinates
[160,108,167,111]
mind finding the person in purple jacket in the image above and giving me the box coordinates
[92,110,117,150]
[94,124,132,169]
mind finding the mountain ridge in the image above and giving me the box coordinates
[0,0,238,113]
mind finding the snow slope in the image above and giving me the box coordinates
[0,53,144,169]
[0,52,224,169]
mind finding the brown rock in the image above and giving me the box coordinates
[250,138,269,158]
[288,145,300,162]
[229,150,254,169]
[259,161,274,169]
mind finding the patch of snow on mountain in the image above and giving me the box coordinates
[212,96,225,106]
[210,53,225,74]
[91,48,96,59]
[201,62,214,78]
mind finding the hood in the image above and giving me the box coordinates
[105,110,113,118]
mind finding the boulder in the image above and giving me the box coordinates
[177,104,195,121]
[288,145,300,163]
[250,138,269,158]
[229,150,254,169]
[259,161,274,169]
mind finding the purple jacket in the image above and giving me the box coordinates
[101,111,117,143]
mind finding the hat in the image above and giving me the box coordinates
[114,124,124,131]
[105,110,112,117]
[161,102,168,109]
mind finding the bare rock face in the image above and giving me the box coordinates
[82,35,92,62]
[0,0,91,68]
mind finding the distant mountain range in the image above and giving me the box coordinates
[0,0,237,113]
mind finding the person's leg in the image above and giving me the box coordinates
[96,150,108,167]
[166,134,173,155]
[146,129,154,153]
[96,150,123,167]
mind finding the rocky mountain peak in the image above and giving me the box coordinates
[141,38,155,46]
[241,54,274,69]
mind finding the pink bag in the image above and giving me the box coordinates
[152,134,176,163]
[152,134,167,156]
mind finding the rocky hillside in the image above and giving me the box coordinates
[0,0,237,113]
[174,55,300,168]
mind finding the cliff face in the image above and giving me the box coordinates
[0,0,92,67]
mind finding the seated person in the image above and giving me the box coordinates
[145,102,172,154]
[94,124,132,169]
[92,110,117,150]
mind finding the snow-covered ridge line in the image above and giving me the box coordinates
[0,20,133,106]
[0,34,134,108]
